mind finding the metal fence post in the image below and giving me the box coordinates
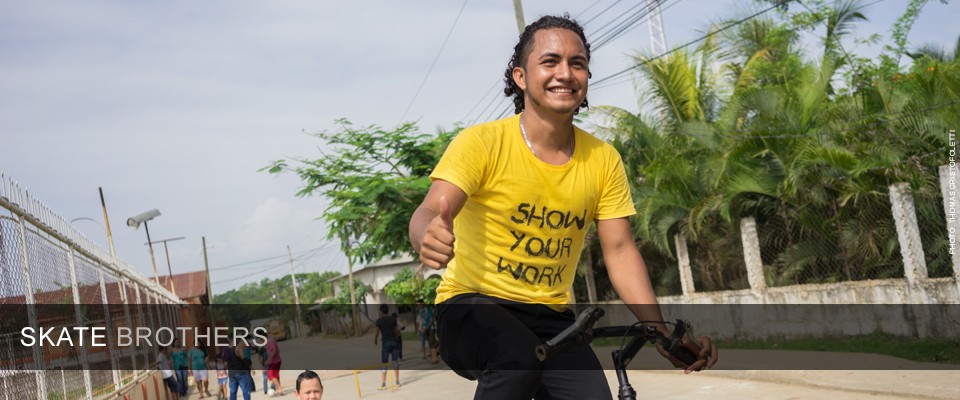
[674,233,696,296]
[119,278,138,373]
[98,270,121,391]
[133,282,149,376]
[144,291,156,346]
[67,248,94,399]
[740,217,767,292]
[15,191,46,399]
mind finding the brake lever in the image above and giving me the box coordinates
[683,320,702,352]
[656,319,699,366]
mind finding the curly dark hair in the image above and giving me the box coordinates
[503,14,592,115]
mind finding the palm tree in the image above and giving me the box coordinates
[597,1,960,292]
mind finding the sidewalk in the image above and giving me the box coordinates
[179,335,959,400]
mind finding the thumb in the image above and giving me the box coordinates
[439,195,454,228]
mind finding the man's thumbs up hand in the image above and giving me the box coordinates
[419,195,456,269]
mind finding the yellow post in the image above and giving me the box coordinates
[354,370,361,399]
[388,367,395,392]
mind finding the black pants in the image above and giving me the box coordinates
[437,294,612,400]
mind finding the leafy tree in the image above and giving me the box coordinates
[880,0,949,74]
[300,271,342,302]
[262,120,457,267]
[382,267,442,304]
[321,279,371,315]
[211,271,341,327]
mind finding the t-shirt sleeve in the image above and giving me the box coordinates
[596,148,637,220]
[430,128,487,196]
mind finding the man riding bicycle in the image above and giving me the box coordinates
[409,14,718,400]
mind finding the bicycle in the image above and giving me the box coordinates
[535,307,701,400]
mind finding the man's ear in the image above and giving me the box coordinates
[512,67,526,91]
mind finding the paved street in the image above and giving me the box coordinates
[180,334,960,400]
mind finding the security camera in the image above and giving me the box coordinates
[127,209,161,230]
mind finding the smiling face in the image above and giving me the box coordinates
[512,28,589,117]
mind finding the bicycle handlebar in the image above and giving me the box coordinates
[535,307,700,367]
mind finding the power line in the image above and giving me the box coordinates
[208,245,323,271]
[477,86,512,126]
[591,0,792,90]
[582,0,625,26]
[575,0,607,20]
[212,267,273,286]
[208,243,331,272]
[462,80,503,123]
[589,1,659,50]
[596,0,683,52]
[213,248,326,285]
[488,96,513,123]
[400,0,469,123]
[291,247,325,271]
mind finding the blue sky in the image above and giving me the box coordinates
[1,0,956,294]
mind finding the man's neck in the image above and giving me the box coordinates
[520,108,575,151]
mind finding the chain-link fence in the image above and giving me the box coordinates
[754,192,906,287]
[687,219,749,292]
[0,173,181,400]
[917,181,952,278]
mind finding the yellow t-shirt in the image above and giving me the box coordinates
[431,114,636,306]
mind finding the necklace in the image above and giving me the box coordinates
[519,114,574,161]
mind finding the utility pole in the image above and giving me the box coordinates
[98,187,118,264]
[286,245,304,337]
[145,236,185,296]
[512,0,525,34]
[203,236,214,327]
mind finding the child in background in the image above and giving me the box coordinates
[215,356,228,400]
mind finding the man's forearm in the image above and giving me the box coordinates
[606,248,669,334]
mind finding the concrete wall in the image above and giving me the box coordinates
[598,278,960,340]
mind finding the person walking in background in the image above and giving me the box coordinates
[171,339,189,396]
[264,332,285,396]
[188,342,213,398]
[225,337,253,400]
[374,304,401,390]
[157,346,181,400]
[256,345,271,395]
[294,370,323,400]
[416,298,439,363]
